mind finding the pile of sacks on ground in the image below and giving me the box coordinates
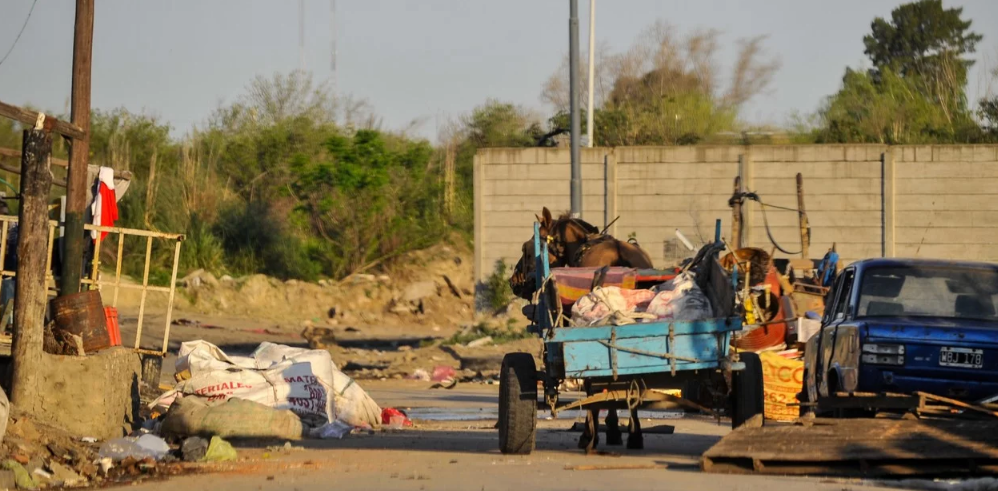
[150,341,382,440]
[571,273,712,327]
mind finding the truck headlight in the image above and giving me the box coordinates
[861,344,904,365]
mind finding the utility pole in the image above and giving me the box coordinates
[569,0,582,218]
[586,0,595,148]
[60,0,94,297]
[11,127,53,409]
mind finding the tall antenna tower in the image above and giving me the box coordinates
[298,0,305,71]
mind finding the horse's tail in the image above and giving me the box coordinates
[617,240,654,269]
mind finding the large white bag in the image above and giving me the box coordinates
[167,341,381,429]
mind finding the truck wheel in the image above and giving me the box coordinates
[731,352,765,429]
[499,353,537,454]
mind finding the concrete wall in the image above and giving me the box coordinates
[474,145,998,282]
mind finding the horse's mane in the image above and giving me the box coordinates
[556,212,600,235]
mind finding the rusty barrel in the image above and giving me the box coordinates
[51,290,111,353]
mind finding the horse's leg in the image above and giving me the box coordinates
[626,408,644,450]
[605,408,623,446]
[577,409,600,452]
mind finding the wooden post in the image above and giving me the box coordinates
[796,173,810,259]
[60,0,95,296]
[11,129,53,409]
[731,176,742,249]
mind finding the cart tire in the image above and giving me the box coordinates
[499,353,537,454]
[731,352,764,429]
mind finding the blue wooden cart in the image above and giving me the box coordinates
[498,220,765,454]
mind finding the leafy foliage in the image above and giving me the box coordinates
[815,0,984,143]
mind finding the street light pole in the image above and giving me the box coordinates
[569,0,582,218]
[586,0,595,148]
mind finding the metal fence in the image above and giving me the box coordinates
[0,215,183,355]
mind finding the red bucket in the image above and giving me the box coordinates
[104,307,121,347]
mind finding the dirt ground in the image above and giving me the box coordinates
[111,241,537,385]
[116,381,905,491]
[89,244,937,490]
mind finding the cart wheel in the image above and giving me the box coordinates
[731,352,764,429]
[499,353,537,455]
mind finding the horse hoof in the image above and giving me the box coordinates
[606,433,623,446]
[578,434,599,450]
[626,436,644,450]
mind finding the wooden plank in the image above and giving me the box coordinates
[0,146,69,167]
[702,419,998,468]
[10,130,52,410]
[0,101,85,140]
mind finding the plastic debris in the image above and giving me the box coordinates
[181,437,209,462]
[2,460,36,490]
[97,458,113,475]
[203,437,237,462]
[381,408,413,429]
[431,366,456,382]
[309,420,353,439]
[80,437,98,443]
[408,369,430,381]
[98,434,170,461]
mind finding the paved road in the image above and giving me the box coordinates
[125,381,901,491]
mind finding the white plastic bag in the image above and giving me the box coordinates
[571,287,657,327]
[98,434,170,461]
[163,341,381,429]
[646,274,713,322]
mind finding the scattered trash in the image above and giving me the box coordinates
[98,434,170,461]
[381,408,413,429]
[431,366,456,383]
[408,369,430,381]
[161,397,305,440]
[466,336,493,348]
[160,341,381,429]
[80,437,98,444]
[309,420,353,439]
[203,437,237,462]
[266,442,304,453]
[31,468,52,480]
[429,379,458,390]
[45,462,83,487]
[1,460,37,490]
[181,437,209,462]
[97,458,113,475]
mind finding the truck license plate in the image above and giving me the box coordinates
[939,347,984,368]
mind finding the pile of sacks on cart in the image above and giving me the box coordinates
[570,273,712,327]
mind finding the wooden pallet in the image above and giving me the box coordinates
[702,418,998,477]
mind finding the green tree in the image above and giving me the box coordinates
[816,0,983,143]
[864,0,982,112]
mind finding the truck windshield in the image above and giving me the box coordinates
[857,266,998,321]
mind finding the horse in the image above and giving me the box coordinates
[507,207,654,452]
[508,208,653,300]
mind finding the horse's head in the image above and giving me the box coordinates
[508,207,603,299]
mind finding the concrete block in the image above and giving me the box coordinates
[914,146,934,162]
[29,348,141,439]
[897,177,998,196]
[933,146,961,163]
[972,146,998,162]
[901,146,916,162]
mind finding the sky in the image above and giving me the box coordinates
[0,0,997,142]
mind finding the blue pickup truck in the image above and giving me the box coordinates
[800,258,998,415]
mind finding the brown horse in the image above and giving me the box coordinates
[507,207,654,451]
[508,208,653,300]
